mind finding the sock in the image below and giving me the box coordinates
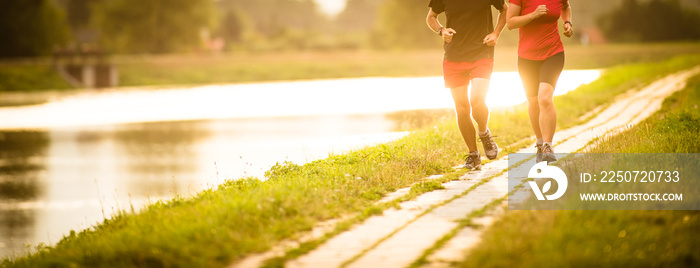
[470,150,479,155]
[543,142,553,147]
[479,128,489,136]
[536,138,543,145]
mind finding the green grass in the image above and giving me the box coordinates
[1,42,699,91]
[559,42,700,70]
[554,55,700,128]
[457,75,700,268]
[114,42,700,87]
[113,50,442,87]
[3,55,700,268]
[0,65,72,92]
[3,126,467,267]
[590,75,700,154]
[262,170,468,268]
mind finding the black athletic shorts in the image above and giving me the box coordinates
[517,52,565,97]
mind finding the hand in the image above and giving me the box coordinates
[483,32,499,46]
[532,5,548,19]
[442,28,456,43]
[563,23,573,38]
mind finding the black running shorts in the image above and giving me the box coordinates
[517,52,565,97]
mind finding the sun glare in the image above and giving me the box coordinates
[0,70,600,130]
[315,0,346,16]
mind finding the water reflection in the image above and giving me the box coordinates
[114,122,210,196]
[0,132,48,200]
[0,132,48,258]
[387,109,454,131]
[0,210,33,258]
[0,114,406,258]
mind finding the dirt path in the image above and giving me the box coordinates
[231,67,700,268]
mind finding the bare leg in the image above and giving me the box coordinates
[527,95,542,139]
[450,84,478,152]
[470,78,490,133]
[538,82,557,143]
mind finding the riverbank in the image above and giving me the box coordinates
[3,55,699,267]
[457,72,700,268]
[1,42,700,92]
[274,67,700,268]
[0,65,71,92]
[111,42,700,87]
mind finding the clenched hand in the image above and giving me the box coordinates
[442,28,457,43]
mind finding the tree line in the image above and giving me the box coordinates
[598,0,700,42]
[1,0,699,58]
[1,0,390,57]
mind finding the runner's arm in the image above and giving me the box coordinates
[484,3,509,46]
[507,4,547,30]
[561,1,574,37]
[426,8,456,43]
[495,3,508,34]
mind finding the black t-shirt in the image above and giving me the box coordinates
[429,0,505,62]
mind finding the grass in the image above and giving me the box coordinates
[0,65,72,92]
[1,42,699,91]
[113,50,442,87]
[590,75,700,154]
[457,75,700,268]
[262,170,468,268]
[2,55,700,267]
[3,124,466,268]
[111,42,700,87]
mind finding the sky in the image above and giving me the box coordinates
[314,0,346,16]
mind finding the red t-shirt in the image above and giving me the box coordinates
[509,0,567,60]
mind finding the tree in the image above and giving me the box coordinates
[218,0,326,37]
[335,0,387,32]
[372,0,443,49]
[217,8,248,44]
[59,0,103,43]
[62,0,95,29]
[92,0,216,54]
[597,0,700,42]
[215,0,330,50]
[0,0,71,58]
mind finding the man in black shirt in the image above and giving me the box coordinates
[426,0,507,170]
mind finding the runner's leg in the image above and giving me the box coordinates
[450,84,478,152]
[527,96,542,139]
[518,57,543,139]
[537,82,556,143]
[538,52,565,143]
[470,78,490,133]
[472,73,499,160]
[469,59,494,133]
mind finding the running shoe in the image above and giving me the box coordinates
[536,144,543,163]
[541,143,557,163]
[478,129,499,160]
[463,151,482,170]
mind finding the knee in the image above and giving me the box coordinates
[470,86,488,108]
[455,103,472,115]
[538,96,554,109]
[527,97,539,109]
[454,102,471,115]
[469,96,485,108]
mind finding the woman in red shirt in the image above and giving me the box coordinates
[506,0,573,162]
